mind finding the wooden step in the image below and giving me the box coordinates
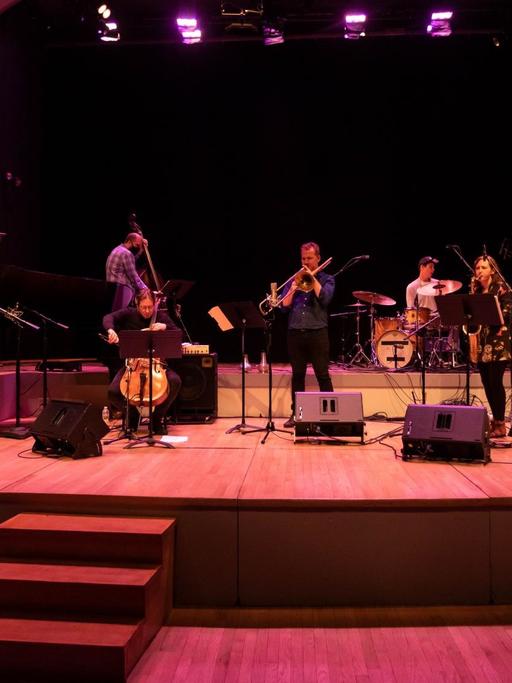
[0,513,175,565]
[0,562,162,618]
[0,617,143,682]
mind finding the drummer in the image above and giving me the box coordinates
[406,256,439,313]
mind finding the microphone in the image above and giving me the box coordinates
[445,244,459,249]
[354,255,370,260]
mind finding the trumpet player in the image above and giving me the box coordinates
[280,242,335,429]
[470,254,512,438]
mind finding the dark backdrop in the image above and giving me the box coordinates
[2,27,512,360]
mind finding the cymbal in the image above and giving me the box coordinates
[417,279,462,297]
[346,302,367,308]
[352,290,396,306]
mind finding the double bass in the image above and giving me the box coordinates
[119,293,170,408]
[128,213,167,305]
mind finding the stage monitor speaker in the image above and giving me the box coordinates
[30,399,109,459]
[402,403,490,463]
[294,392,365,441]
[171,353,218,423]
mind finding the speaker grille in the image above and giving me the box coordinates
[171,354,218,422]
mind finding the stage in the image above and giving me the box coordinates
[1,415,512,611]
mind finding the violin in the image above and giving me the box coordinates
[119,293,170,408]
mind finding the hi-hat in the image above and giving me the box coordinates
[417,279,462,297]
[346,302,367,308]
[352,290,396,306]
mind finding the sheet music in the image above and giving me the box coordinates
[208,306,234,332]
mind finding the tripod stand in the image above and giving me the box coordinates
[347,303,371,366]
[23,306,69,408]
[0,305,40,439]
[212,301,265,434]
[116,329,182,449]
[103,360,138,446]
[241,315,290,444]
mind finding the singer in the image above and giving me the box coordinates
[280,242,335,429]
[470,254,512,438]
[405,255,439,312]
[106,232,148,311]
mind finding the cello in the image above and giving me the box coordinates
[119,292,170,408]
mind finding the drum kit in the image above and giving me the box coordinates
[340,280,463,370]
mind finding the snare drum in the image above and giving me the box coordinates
[376,329,415,369]
[374,316,400,340]
[403,307,430,329]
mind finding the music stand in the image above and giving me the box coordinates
[209,301,265,434]
[240,311,290,444]
[117,329,182,449]
[0,306,40,439]
[436,294,503,406]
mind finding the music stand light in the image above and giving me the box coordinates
[117,329,182,449]
[209,301,265,433]
[436,293,503,406]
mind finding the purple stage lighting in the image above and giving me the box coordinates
[427,10,453,37]
[176,16,202,43]
[344,13,366,39]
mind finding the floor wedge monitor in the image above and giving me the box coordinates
[402,403,490,463]
[30,399,109,458]
[294,391,365,442]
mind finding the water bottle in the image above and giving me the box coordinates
[240,353,252,371]
[258,351,268,373]
[102,405,111,428]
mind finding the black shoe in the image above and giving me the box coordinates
[151,420,167,436]
[283,416,295,429]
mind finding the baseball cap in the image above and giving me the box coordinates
[418,256,439,267]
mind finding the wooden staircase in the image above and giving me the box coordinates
[0,513,175,682]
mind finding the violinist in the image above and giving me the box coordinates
[470,254,512,438]
[106,233,148,311]
[103,289,182,435]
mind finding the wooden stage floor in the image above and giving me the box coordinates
[1,419,512,611]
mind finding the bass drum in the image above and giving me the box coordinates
[376,329,415,369]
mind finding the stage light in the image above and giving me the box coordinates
[98,20,120,42]
[344,13,367,40]
[221,1,263,34]
[263,21,284,46]
[176,17,202,44]
[97,4,111,19]
[427,10,453,37]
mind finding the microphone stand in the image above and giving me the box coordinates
[332,255,369,278]
[22,306,69,408]
[0,306,40,439]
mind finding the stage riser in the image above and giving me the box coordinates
[0,368,489,421]
[239,509,490,606]
[1,499,510,608]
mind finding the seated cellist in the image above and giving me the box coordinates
[103,289,181,435]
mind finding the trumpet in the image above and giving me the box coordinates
[259,257,333,315]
